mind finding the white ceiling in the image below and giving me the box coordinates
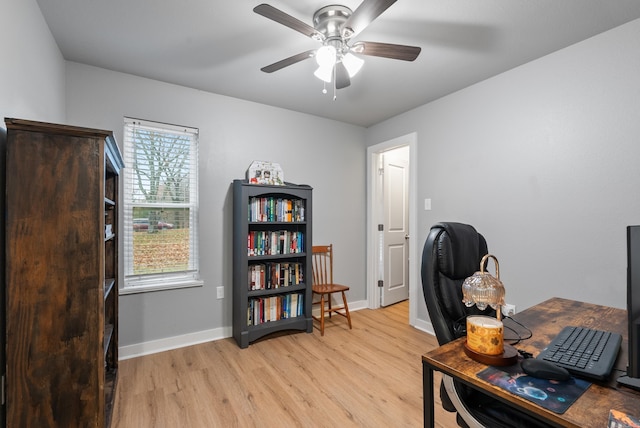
[36,0,640,127]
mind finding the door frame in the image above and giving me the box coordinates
[366,132,418,325]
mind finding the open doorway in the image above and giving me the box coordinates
[366,133,418,326]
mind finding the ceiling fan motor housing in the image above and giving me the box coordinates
[313,5,354,57]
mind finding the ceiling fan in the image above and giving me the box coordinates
[254,0,421,91]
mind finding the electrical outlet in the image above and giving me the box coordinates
[503,303,516,316]
[216,286,224,299]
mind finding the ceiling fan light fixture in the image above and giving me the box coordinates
[342,52,364,77]
[314,65,334,83]
[315,45,337,68]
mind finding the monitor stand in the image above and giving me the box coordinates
[617,374,640,391]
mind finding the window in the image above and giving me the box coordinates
[122,118,201,292]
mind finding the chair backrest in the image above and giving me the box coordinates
[312,244,333,285]
[421,222,495,346]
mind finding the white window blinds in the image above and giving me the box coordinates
[123,117,200,289]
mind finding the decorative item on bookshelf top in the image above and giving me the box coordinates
[247,160,284,185]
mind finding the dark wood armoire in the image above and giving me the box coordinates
[4,118,123,427]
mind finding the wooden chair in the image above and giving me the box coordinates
[311,244,352,336]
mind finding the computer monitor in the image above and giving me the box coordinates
[617,225,640,391]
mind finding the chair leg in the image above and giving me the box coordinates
[341,291,352,329]
[320,294,325,336]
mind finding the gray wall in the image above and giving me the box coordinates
[1,0,368,356]
[5,0,640,354]
[366,18,640,325]
[0,0,66,123]
[65,63,367,352]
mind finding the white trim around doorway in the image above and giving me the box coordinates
[366,132,418,327]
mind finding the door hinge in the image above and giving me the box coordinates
[378,280,384,288]
[378,224,384,231]
[378,166,384,176]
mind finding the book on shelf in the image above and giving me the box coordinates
[247,292,304,326]
[247,231,304,256]
[248,262,304,290]
[248,196,305,222]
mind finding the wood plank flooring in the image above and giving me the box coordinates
[111,301,458,427]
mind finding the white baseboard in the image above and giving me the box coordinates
[118,299,368,360]
[119,326,232,360]
[413,317,435,336]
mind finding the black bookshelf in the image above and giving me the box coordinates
[232,179,313,348]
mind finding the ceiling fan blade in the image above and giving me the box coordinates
[261,50,315,73]
[342,0,397,39]
[254,4,323,41]
[352,41,421,61]
[335,62,351,89]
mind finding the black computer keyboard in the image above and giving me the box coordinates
[536,326,622,380]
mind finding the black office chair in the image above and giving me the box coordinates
[421,222,551,428]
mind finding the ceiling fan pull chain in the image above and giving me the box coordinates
[333,64,337,101]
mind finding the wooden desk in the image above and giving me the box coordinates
[422,298,640,427]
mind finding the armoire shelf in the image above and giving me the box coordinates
[232,179,313,348]
[4,118,124,427]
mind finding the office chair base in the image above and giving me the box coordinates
[463,342,518,366]
[442,375,484,428]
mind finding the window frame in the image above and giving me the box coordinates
[121,117,203,294]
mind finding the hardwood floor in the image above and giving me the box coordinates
[112,301,459,427]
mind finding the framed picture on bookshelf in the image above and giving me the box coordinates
[247,160,284,185]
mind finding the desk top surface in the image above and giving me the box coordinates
[423,297,639,428]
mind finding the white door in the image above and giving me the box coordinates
[381,147,409,306]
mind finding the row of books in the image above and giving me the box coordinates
[248,196,305,223]
[248,293,304,326]
[248,262,304,290]
[247,231,304,256]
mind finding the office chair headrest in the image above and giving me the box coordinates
[434,222,484,279]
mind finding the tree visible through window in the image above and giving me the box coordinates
[123,118,200,289]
